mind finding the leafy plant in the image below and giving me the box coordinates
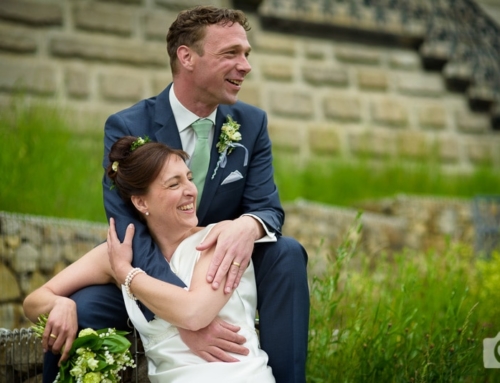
[306,217,498,382]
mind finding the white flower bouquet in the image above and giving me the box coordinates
[32,314,136,383]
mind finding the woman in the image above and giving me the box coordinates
[23,136,275,382]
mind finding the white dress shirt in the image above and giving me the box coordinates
[169,85,216,167]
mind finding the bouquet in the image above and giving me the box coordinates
[32,314,136,383]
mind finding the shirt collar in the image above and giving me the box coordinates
[169,84,217,133]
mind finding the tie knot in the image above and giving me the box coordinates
[192,119,212,139]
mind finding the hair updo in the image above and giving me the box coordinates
[106,136,189,208]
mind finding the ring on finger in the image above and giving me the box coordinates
[232,261,241,268]
[50,333,58,339]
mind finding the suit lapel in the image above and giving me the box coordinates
[153,84,183,150]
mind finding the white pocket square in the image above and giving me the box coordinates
[221,170,243,185]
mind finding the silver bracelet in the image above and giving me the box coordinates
[124,268,144,301]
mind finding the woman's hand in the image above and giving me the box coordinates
[107,217,134,284]
[42,297,78,364]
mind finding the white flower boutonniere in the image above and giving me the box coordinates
[211,115,248,179]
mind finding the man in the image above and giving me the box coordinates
[45,6,309,383]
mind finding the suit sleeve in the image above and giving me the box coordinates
[239,112,284,235]
[102,113,186,287]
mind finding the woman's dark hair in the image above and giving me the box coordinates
[166,6,250,74]
[106,136,189,208]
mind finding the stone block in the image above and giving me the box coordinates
[155,0,217,11]
[418,105,447,130]
[39,244,62,273]
[269,90,313,118]
[99,72,144,102]
[0,239,14,262]
[267,120,302,151]
[20,270,46,296]
[397,73,444,97]
[144,10,178,41]
[253,34,296,56]
[389,51,421,70]
[371,98,408,128]
[0,263,20,301]
[0,1,62,26]
[50,36,168,67]
[3,235,20,251]
[335,46,381,65]
[0,26,37,53]
[455,110,490,134]
[65,67,90,99]
[73,3,134,36]
[357,69,388,91]
[151,73,173,96]
[397,130,429,159]
[0,61,57,95]
[261,61,293,81]
[466,139,494,165]
[62,241,97,264]
[323,95,361,122]
[302,65,348,87]
[432,135,460,163]
[304,42,330,60]
[13,243,39,274]
[237,83,261,108]
[0,304,16,330]
[348,129,397,158]
[309,125,340,155]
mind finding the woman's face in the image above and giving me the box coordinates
[143,155,198,232]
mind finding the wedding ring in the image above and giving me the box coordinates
[232,261,241,268]
[50,333,58,339]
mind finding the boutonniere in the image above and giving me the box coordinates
[211,115,248,179]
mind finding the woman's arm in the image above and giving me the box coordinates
[23,243,115,361]
[107,219,232,331]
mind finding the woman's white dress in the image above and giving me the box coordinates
[122,224,275,383]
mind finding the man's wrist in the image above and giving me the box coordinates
[238,215,265,241]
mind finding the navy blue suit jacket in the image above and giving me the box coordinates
[102,84,285,287]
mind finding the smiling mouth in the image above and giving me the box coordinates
[178,203,194,211]
[227,79,242,86]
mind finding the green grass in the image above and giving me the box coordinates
[0,103,106,222]
[1,104,500,222]
[307,216,500,382]
[274,156,500,207]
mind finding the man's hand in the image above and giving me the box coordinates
[178,318,249,362]
[42,297,78,364]
[197,216,264,293]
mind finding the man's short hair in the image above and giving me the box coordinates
[166,6,250,75]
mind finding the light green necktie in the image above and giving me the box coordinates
[190,118,213,208]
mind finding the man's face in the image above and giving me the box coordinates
[191,23,252,109]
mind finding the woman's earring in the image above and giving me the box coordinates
[145,212,149,216]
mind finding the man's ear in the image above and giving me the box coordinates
[177,45,195,71]
[131,195,148,215]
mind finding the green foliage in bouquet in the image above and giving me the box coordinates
[32,314,135,383]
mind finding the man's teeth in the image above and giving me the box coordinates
[179,203,193,211]
[228,79,242,86]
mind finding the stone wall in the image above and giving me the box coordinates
[0,0,499,171]
[0,212,108,330]
[1,195,489,330]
